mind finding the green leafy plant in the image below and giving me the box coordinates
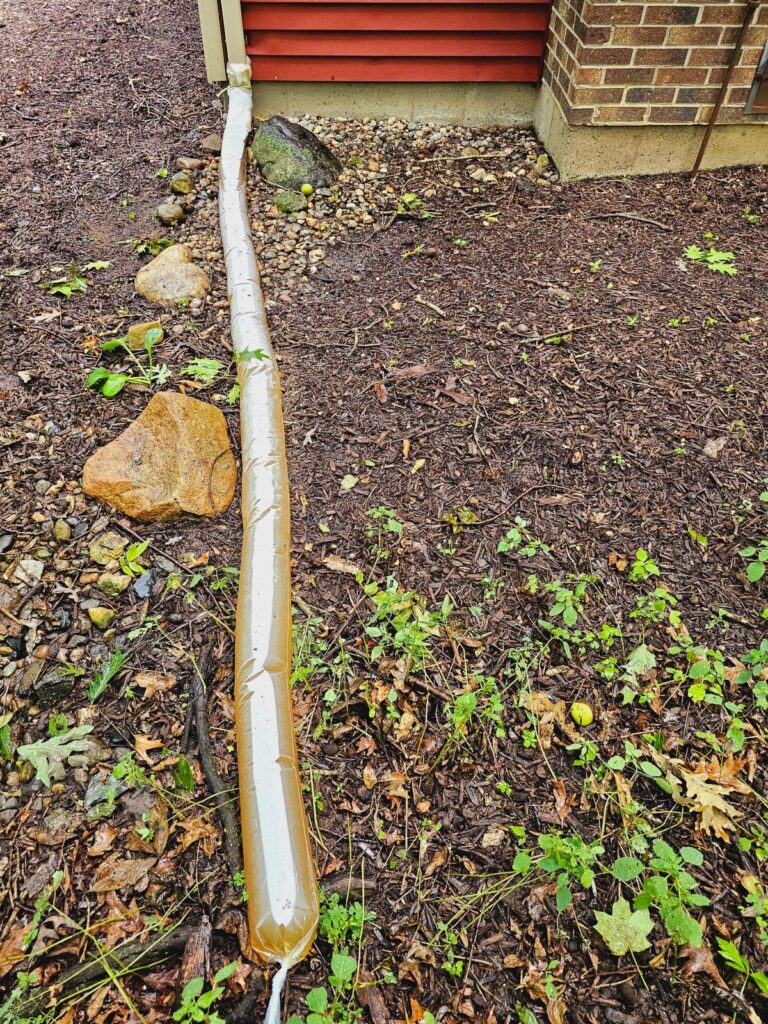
[628,549,660,583]
[119,540,149,578]
[181,358,226,385]
[684,243,737,276]
[739,539,768,583]
[633,839,708,947]
[133,238,173,256]
[541,574,597,628]
[88,647,128,701]
[497,517,549,558]
[86,327,168,397]
[537,831,605,912]
[173,962,238,1024]
[362,576,451,671]
[716,937,768,994]
[44,261,108,298]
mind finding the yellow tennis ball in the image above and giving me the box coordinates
[301,183,314,196]
[570,701,594,727]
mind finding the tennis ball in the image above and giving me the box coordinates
[300,183,314,196]
[570,701,594,727]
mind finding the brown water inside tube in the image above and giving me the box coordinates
[234,363,319,964]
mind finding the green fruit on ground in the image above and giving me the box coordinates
[570,701,594,727]
[301,183,314,196]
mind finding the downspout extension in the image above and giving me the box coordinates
[691,0,760,178]
[219,61,320,1021]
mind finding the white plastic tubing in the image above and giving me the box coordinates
[219,63,319,1023]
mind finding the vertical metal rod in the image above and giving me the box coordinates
[691,0,760,179]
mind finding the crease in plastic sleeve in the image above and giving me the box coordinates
[219,63,319,1020]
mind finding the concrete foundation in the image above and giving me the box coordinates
[534,83,768,180]
[252,81,538,128]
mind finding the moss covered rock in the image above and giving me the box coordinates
[251,117,341,191]
[274,190,308,214]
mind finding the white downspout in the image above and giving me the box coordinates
[218,62,319,1021]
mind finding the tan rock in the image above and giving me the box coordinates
[127,321,163,352]
[135,244,209,307]
[82,392,237,522]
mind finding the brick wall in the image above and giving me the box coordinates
[543,0,768,126]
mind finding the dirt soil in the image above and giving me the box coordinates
[2,3,768,1024]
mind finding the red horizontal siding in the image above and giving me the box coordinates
[242,0,552,83]
[249,30,543,57]
[244,4,550,32]
[250,55,541,80]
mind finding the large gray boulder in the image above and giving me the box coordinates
[251,117,341,191]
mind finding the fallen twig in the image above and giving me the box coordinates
[591,211,672,231]
[189,646,243,877]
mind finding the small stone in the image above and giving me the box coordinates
[177,157,206,171]
[133,570,154,599]
[135,244,209,307]
[35,479,52,495]
[34,667,76,710]
[170,170,194,195]
[274,190,308,213]
[97,572,130,597]
[88,607,115,630]
[89,532,127,566]
[82,392,236,521]
[156,202,185,226]
[53,519,72,542]
[13,558,44,584]
[127,321,164,352]
[200,132,222,154]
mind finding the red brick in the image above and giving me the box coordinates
[612,26,667,45]
[643,5,700,26]
[741,46,767,65]
[568,106,596,125]
[721,25,768,46]
[605,66,656,84]
[626,86,675,103]
[575,67,604,85]
[727,86,751,105]
[666,25,723,45]
[701,4,749,26]
[687,46,732,66]
[634,47,689,66]
[676,86,723,104]
[594,104,648,123]
[584,4,644,26]
[581,46,635,65]
[656,66,709,84]
[583,25,612,45]
[730,65,762,85]
[648,105,699,123]
[572,86,625,105]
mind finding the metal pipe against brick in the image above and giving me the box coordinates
[691,0,760,178]
[219,61,319,1023]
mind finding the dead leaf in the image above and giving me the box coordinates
[357,968,393,1024]
[703,436,727,459]
[323,554,362,576]
[424,847,448,877]
[90,856,156,894]
[175,816,218,856]
[680,943,727,988]
[374,381,388,405]
[381,770,408,800]
[648,748,742,840]
[87,823,119,857]
[134,734,164,764]
[387,363,435,380]
[362,764,377,790]
[553,778,574,822]
[0,922,29,979]
[132,672,177,700]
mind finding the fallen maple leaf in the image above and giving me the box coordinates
[648,748,742,840]
[680,942,727,988]
[134,734,164,764]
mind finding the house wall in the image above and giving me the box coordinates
[544,0,768,126]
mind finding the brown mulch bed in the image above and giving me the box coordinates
[2,2,768,1023]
